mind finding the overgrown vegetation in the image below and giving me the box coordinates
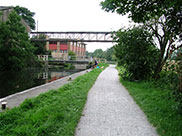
[164,53,182,110]
[0,63,108,136]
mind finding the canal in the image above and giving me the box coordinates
[0,68,82,98]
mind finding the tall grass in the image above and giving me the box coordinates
[0,63,108,136]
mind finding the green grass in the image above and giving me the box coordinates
[0,63,109,136]
[120,79,182,136]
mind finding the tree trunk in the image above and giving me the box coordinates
[153,56,163,79]
[153,46,166,79]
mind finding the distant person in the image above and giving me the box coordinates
[94,59,98,68]
[90,57,93,62]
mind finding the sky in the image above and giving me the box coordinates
[1,0,132,52]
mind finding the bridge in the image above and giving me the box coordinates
[30,31,116,42]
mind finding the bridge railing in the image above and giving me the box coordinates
[38,55,93,62]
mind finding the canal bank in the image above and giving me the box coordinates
[0,69,91,109]
[0,63,107,136]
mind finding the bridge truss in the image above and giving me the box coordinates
[30,31,116,42]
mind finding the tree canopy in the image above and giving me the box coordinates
[114,27,159,80]
[0,11,37,71]
[101,0,182,78]
[101,0,182,29]
[14,6,35,30]
[86,47,115,61]
[31,34,50,55]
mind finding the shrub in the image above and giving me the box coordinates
[164,52,182,111]
[114,27,159,80]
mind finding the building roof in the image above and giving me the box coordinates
[0,6,13,11]
[0,6,31,32]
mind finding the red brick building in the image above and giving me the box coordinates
[46,39,86,59]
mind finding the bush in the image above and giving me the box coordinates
[68,51,76,60]
[163,52,182,111]
[114,27,159,80]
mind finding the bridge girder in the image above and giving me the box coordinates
[30,31,116,43]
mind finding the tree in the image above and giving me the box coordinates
[104,47,115,61]
[68,51,76,60]
[101,0,182,78]
[114,27,159,80]
[14,6,35,30]
[0,11,37,71]
[31,34,50,55]
[101,0,182,30]
[86,47,115,61]
[92,49,105,58]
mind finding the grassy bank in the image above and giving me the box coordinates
[0,63,108,136]
[120,79,182,136]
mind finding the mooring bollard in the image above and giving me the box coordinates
[1,102,7,110]
[68,76,72,80]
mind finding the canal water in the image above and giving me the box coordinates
[0,69,81,99]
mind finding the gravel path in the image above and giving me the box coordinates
[75,65,158,136]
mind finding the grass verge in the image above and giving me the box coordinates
[120,79,182,136]
[0,63,109,136]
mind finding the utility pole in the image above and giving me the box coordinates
[37,20,38,32]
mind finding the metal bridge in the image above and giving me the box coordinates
[30,31,116,42]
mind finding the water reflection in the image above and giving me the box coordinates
[0,69,81,98]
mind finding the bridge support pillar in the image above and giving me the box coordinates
[46,36,49,50]
[57,41,60,58]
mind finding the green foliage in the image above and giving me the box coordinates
[86,47,115,61]
[101,0,182,78]
[14,6,35,30]
[164,53,182,110]
[31,34,51,55]
[103,47,115,61]
[92,49,105,58]
[101,0,182,30]
[115,27,159,80]
[68,51,76,60]
[0,63,108,136]
[0,11,2,21]
[120,78,182,136]
[0,11,37,71]
[64,63,75,70]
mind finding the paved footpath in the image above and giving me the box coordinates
[75,65,158,136]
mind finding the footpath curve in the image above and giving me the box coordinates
[75,65,158,136]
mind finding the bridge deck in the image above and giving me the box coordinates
[30,31,116,43]
[48,60,90,64]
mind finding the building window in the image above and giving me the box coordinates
[50,41,57,44]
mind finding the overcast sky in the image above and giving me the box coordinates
[1,0,131,52]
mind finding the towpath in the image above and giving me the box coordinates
[75,65,158,136]
[0,69,90,109]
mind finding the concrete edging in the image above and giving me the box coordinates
[0,68,91,109]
